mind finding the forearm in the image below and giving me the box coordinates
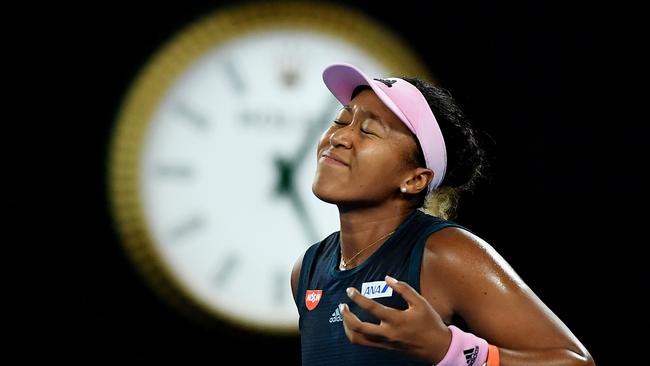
[429,325,595,366]
[498,347,595,366]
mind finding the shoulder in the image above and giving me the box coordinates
[290,236,334,302]
[420,226,527,312]
[423,226,506,272]
[421,227,594,359]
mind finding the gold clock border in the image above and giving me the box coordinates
[108,1,431,335]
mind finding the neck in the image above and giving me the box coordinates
[337,201,415,268]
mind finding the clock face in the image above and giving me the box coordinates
[141,30,389,329]
[109,2,430,334]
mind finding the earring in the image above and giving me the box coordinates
[400,187,407,193]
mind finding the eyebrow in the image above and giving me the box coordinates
[342,105,387,128]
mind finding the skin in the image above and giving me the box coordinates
[291,89,595,365]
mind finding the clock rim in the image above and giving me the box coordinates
[107,1,432,335]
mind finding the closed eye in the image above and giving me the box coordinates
[333,120,376,135]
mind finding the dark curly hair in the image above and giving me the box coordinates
[402,77,490,219]
[352,78,490,220]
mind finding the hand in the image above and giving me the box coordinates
[340,275,452,364]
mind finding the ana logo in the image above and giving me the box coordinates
[361,281,393,299]
[305,290,323,311]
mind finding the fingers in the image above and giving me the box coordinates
[345,287,395,321]
[384,275,426,307]
[339,303,398,351]
[339,303,384,338]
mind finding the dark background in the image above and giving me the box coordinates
[30,0,647,364]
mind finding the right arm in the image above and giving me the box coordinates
[291,251,305,304]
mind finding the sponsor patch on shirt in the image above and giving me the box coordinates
[305,290,322,311]
[361,281,393,299]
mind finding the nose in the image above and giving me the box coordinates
[329,124,353,149]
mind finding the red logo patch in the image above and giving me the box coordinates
[305,290,323,311]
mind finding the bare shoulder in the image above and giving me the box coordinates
[418,226,595,360]
[424,226,524,282]
[421,226,592,358]
[420,226,528,315]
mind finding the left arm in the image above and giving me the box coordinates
[339,227,595,365]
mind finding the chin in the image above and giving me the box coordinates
[311,180,341,204]
[312,180,374,209]
[311,172,352,204]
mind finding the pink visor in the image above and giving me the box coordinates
[322,63,447,192]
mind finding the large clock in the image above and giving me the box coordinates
[108,1,431,334]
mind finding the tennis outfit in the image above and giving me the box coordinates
[295,209,473,365]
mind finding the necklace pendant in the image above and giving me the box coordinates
[340,257,349,270]
[339,229,396,271]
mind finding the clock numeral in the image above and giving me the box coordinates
[213,253,239,288]
[155,164,193,179]
[223,59,246,94]
[175,102,209,130]
[169,215,204,242]
[272,270,289,307]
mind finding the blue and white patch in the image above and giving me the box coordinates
[361,281,393,299]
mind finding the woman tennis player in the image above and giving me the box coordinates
[291,63,595,366]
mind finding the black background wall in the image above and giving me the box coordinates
[33,0,648,364]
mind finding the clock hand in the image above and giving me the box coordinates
[273,98,339,243]
[291,98,340,171]
[273,156,320,243]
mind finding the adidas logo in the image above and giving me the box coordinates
[329,307,343,323]
[463,346,479,365]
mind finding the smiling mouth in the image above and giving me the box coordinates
[320,155,348,167]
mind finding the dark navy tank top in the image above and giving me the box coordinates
[295,209,473,365]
